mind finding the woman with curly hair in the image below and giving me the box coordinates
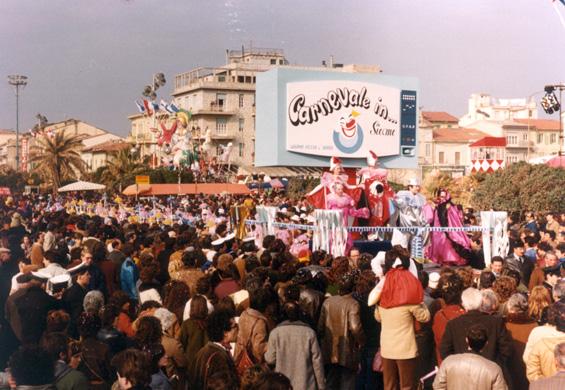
[109,290,135,338]
[528,286,552,325]
[493,276,517,316]
[162,279,191,324]
[133,316,162,350]
[455,267,475,290]
[326,256,351,296]
[432,273,465,364]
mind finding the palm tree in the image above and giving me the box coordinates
[30,130,87,193]
[99,147,144,192]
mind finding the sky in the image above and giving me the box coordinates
[1,0,564,137]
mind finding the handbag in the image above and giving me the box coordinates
[235,319,260,376]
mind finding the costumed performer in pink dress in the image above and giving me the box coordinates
[424,188,472,266]
[326,182,369,253]
[306,156,362,209]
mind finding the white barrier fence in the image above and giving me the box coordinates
[249,206,508,265]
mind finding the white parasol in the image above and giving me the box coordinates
[57,181,106,192]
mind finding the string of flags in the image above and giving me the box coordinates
[135,99,181,116]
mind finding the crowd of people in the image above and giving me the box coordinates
[0,190,564,390]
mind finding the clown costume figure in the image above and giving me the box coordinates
[358,151,395,231]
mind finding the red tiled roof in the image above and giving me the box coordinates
[513,119,560,131]
[422,111,459,123]
[83,140,130,153]
[469,136,506,147]
[432,127,488,143]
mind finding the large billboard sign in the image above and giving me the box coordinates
[286,81,401,157]
[255,68,418,168]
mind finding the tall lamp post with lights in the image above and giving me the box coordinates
[541,84,565,166]
[7,74,28,171]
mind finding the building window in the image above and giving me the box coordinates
[506,135,518,145]
[550,133,557,143]
[239,94,244,108]
[455,152,461,165]
[522,133,528,141]
[238,76,244,83]
[425,143,431,157]
[279,59,284,65]
[216,118,227,135]
[218,75,226,82]
[439,151,445,164]
[537,133,543,144]
[270,59,276,64]
[239,118,244,132]
[239,143,244,157]
[215,93,226,107]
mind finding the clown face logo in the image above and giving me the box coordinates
[333,111,364,153]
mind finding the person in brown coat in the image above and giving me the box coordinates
[191,309,239,389]
[505,293,537,390]
[234,286,272,365]
[318,270,365,390]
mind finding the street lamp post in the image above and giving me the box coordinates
[541,84,565,167]
[7,74,28,171]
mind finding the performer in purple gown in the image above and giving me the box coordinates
[424,188,472,266]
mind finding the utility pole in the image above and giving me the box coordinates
[7,75,28,171]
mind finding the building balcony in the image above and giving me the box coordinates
[192,102,236,116]
[506,141,533,149]
[192,129,237,140]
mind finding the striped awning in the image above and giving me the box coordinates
[237,166,323,178]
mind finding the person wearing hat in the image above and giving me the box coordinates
[5,270,60,345]
[356,150,389,184]
[542,263,563,298]
[41,249,71,279]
